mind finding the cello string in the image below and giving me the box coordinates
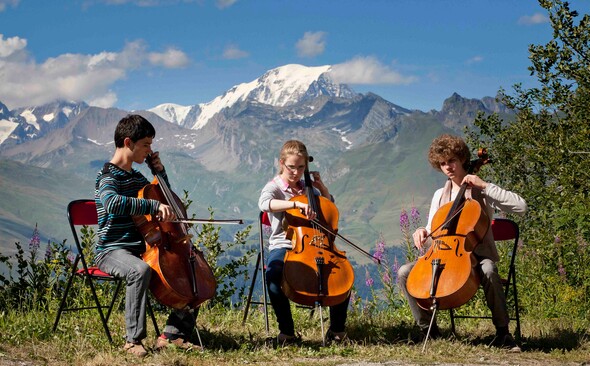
[427,200,467,240]
[148,159,194,257]
[303,167,323,250]
[309,218,382,265]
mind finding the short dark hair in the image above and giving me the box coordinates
[114,114,156,148]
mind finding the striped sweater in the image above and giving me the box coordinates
[94,163,166,258]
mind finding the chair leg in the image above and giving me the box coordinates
[242,214,270,335]
[511,273,521,341]
[513,291,521,341]
[85,274,113,343]
[52,256,81,332]
[505,266,521,340]
[242,251,261,325]
[146,298,160,337]
[449,308,457,335]
[105,280,123,322]
[259,246,270,334]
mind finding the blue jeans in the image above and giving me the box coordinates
[265,247,349,336]
[96,249,196,343]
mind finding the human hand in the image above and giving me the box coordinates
[157,203,176,221]
[462,174,488,190]
[149,151,165,173]
[413,227,429,250]
[294,200,317,221]
[310,171,330,197]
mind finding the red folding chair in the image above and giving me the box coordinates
[242,211,270,334]
[449,218,522,340]
[53,199,159,342]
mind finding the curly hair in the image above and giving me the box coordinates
[427,134,471,171]
[278,140,310,174]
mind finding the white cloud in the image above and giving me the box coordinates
[296,31,327,58]
[88,91,118,108]
[466,55,484,65]
[222,44,249,59]
[0,38,191,109]
[518,13,549,25]
[0,0,19,12]
[329,56,417,85]
[0,34,27,59]
[216,0,236,9]
[148,47,190,68]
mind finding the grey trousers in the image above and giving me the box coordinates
[96,248,151,343]
[96,248,197,343]
[397,256,509,331]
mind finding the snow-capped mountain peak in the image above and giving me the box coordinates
[252,64,333,106]
[0,100,88,146]
[150,64,357,130]
[149,103,193,125]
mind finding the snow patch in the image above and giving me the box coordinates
[43,113,55,122]
[0,119,19,145]
[149,103,192,124]
[20,109,39,130]
[77,135,105,146]
[332,127,353,150]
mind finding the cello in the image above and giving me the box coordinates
[406,149,491,312]
[281,156,379,308]
[133,154,242,309]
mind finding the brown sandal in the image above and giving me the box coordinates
[123,341,148,357]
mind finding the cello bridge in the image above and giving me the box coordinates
[310,235,329,249]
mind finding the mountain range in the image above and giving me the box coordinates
[0,63,513,268]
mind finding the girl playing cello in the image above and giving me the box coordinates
[397,134,526,352]
[258,140,349,344]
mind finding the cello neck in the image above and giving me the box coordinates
[145,154,185,219]
[441,154,485,231]
[303,167,321,217]
[441,183,468,232]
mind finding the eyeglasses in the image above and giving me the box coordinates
[283,163,306,172]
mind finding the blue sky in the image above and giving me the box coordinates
[1,0,589,112]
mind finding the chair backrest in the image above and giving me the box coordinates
[67,199,98,258]
[260,211,271,227]
[491,218,518,242]
[68,199,98,226]
[491,218,519,267]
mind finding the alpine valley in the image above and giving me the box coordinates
[0,64,513,269]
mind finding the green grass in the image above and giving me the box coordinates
[1,304,589,366]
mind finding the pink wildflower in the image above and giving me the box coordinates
[399,209,409,230]
[29,223,41,251]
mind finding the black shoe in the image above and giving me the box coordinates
[277,332,301,345]
[491,333,521,353]
[325,329,347,344]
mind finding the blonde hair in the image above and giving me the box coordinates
[428,134,471,171]
[278,140,309,174]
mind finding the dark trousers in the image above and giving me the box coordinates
[265,247,349,336]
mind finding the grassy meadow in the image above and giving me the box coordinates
[1,300,590,366]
